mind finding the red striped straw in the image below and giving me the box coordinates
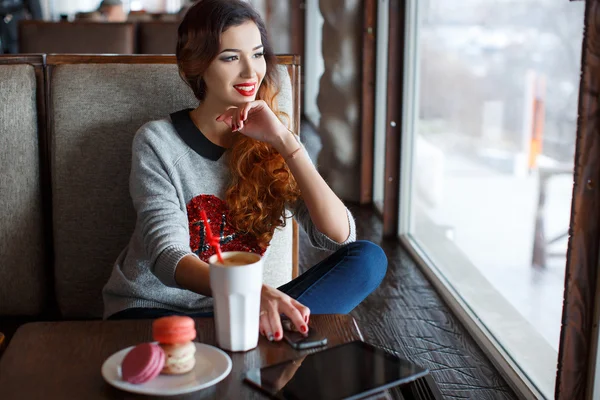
[200,210,224,264]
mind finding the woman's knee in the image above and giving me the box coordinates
[347,240,388,289]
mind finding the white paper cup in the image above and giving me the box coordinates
[209,251,263,352]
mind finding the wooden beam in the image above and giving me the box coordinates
[360,0,377,205]
[289,0,306,110]
[45,54,300,65]
[382,0,406,237]
[556,0,600,398]
[289,0,305,60]
[292,219,299,278]
[265,0,272,29]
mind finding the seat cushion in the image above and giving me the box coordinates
[0,64,46,315]
[50,62,294,318]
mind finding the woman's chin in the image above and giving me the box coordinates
[232,97,256,107]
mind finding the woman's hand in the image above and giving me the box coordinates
[259,284,310,341]
[216,100,288,146]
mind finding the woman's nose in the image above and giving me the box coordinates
[239,59,255,78]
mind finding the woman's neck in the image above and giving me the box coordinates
[190,102,234,148]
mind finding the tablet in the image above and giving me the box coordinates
[244,340,428,400]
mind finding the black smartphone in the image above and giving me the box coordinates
[283,325,328,350]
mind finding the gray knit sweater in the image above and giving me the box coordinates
[102,109,356,319]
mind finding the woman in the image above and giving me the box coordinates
[102,0,387,342]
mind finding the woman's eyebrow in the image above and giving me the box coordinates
[219,44,264,54]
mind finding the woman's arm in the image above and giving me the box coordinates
[130,124,216,292]
[175,255,212,296]
[217,101,352,244]
[272,129,350,243]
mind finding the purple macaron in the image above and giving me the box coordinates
[121,343,165,384]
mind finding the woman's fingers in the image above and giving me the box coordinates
[259,285,311,341]
[267,303,284,341]
[236,102,254,132]
[260,309,275,341]
[236,103,253,132]
[282,301,308,334]
[215,104,253,130]
[216,108,241,130]
[215,111,232,122]
[241,101,254,121]
[232,111,240,132]
[291,298,310,325]
[216,114,233,129]
[260,301,282,342]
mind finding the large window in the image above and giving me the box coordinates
[399,0,584,397]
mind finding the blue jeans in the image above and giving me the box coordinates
[108,240,387,320]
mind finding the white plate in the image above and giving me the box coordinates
[101,342,232,396]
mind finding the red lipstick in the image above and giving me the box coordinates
[234,83,257,97]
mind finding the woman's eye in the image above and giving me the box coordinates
[253,52,265,58]
[222,55,238,62]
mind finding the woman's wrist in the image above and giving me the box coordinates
[271,127,300,157]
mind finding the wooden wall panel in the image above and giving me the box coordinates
[360,0,377,204]
[556,0,600,398]
[383,0,406,236]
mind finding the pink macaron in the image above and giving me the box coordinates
[121,343,165,384]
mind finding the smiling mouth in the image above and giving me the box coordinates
[234,84,257,96]
[234,85,255,91]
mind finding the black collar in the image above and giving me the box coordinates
[170,108,227,161]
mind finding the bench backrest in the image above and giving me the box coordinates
[0,54,300,320]
[138,21,179,54]
[46,55,300,318]
[0,56,48,316]
[19,22,136,54]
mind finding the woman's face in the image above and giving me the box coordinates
[203,21,267,108]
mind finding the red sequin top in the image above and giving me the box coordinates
[187,194,265,262]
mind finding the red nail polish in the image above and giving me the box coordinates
[275,331,281,339]
[301,325,307,333]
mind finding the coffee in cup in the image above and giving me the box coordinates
[209,251,263,352]
[214,253,258,267]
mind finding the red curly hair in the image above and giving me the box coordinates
[176,0,301,248]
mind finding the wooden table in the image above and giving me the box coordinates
[0,315,363,399]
